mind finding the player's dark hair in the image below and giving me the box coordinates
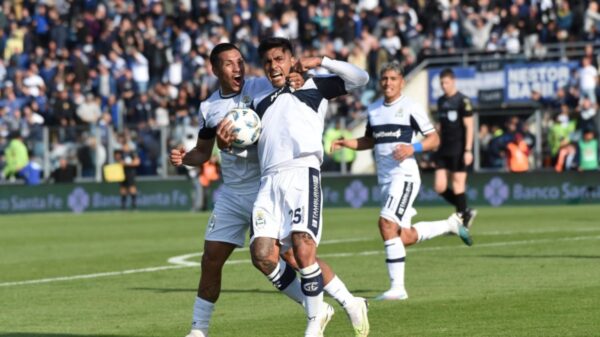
[440,68,455,79]
[258,37,293,60]
[379,61,404,77]
[209,43,241,69]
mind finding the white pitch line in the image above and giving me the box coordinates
[0,265,188,287]
[2,235,599,288]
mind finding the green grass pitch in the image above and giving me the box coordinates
[1,205,599,337]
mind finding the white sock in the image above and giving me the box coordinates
[413,220,453,242]
[300,263,324,326]
[267,258,304,305]
[384,237,405,290]
[324,275,354,307]
[191,296,214,331]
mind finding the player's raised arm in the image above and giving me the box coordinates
[319,56,369,90]
[293,56,369,93]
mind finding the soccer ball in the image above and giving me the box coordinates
[224,108,262,148]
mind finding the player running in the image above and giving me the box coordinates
[249,37,370,337]
[434,68,477,228]
[170,43,367,337]
[332,61,472,301]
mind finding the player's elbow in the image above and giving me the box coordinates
[357,70,370,86]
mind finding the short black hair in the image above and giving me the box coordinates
[258,37,293,60]
[440,68,455,79]
[209,43,241,69]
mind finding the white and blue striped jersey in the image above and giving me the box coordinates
[197,77,273,193]
[254,57,369,175]
[365,95,435,184]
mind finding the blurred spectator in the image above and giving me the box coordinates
[579,56,598,103]
[77,93,102,126]
[578,129,599,171]
[577,97,598,132]
[323,119,356,172]
[1,131,28,181]
[506,133,530,173]
[50,157,77,183]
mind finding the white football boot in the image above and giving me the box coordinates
[305,302,335,337]
[375,288,409,301]
[343,297,370,336]
[185,329,207,337]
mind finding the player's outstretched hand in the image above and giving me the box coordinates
[330,139,345,153]
[286,72,305,89]
[394,144,414,162]
[216,118,236,150]
[293,57,322,73]
[169,146,186,166]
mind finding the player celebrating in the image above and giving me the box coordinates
[331,62,472,301]
[434,68,477,228]
[170,43,367,337]
[250,37,370,337]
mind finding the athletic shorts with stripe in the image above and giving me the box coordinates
[205,186,256,248]
[251,167,323,248]
[380,176,421,228]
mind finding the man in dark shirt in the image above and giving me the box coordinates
[50,157,76,183]
[114,139,140,210]
[434,68,477,228]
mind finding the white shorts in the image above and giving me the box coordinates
[251,167,323,247]
[205,186,255,247]
[380,177,420,228]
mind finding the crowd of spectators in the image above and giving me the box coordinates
[0,0,599,182]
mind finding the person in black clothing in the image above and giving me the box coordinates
[114,139,140,210]
[434,68,477,228]
[50,157,76,183]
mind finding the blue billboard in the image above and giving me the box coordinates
[503,62,578,102]
[428,61,578,106]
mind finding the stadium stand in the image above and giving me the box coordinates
[0,0,598,183]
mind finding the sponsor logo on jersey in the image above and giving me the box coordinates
[311,175,320,228]
[373,129,401,139]
[270,86,286,102]
[447,110,458,122]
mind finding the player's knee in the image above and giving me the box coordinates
[378,217,398,239]
[250,242,278,275]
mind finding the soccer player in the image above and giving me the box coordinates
[331,61,472,300]
[170,43,366,337]
[434,68,477,228]
[250,37,370,337]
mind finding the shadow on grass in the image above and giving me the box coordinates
[481,254,600,259]
[0,334,133,337]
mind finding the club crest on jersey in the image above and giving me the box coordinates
[395,108,404,118]
[240,95,252,108]
[255,210,266,229]
[447,110,458,122]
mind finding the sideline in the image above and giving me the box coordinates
[2,235,599,287]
